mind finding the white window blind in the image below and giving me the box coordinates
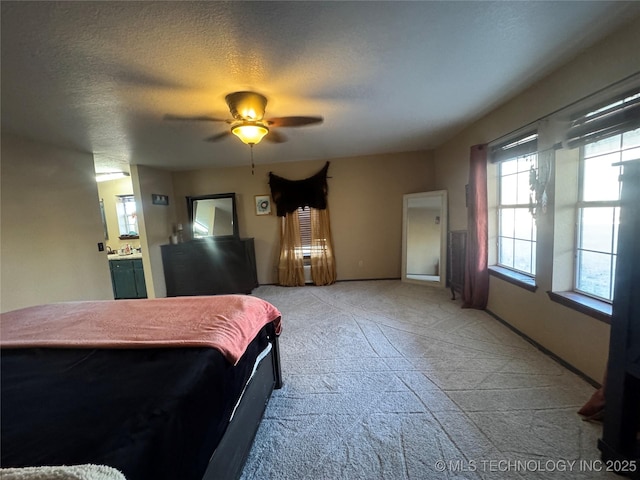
[566,90,640,149]
[298,207,311,257]
[490,132,538,164]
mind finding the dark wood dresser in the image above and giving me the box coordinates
[448,230,467,300]
[161,238,258,296]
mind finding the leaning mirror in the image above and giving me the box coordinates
[401,190,448,288]
[186,193,239,239]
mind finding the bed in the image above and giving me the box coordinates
[0,295,283,480]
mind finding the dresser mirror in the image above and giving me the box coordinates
[401,190,448,288]
[186,193,239,239]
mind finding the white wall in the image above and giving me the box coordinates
[1,134,113,312]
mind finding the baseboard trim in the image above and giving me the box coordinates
[258,277,401,286]
[485,308,601,389]
[337,277,401,282]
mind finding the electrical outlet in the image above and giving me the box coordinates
[97,242,105,252]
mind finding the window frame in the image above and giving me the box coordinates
[492,132,539,283]
[547,85,640,322]
[573,133,631,304]
[116,195,139,239]
[296,206,312,260]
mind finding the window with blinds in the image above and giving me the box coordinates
[573,90,640,302]
[297,206,312,258]
[492,132,539,277]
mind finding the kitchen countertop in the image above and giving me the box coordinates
[108,252,143,260]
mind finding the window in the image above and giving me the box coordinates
[295,206,329,260]
[575,127,639,301]
[546,85,639,320]
[297,206,312,259]
[116,195,138,237]
[494,133,538,277]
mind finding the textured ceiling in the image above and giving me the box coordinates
[2,1,639,174]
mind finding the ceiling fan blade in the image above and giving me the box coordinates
[267,116,323,127]
[204,131,231,142]
[265,130,287,143]
[164,114,228,122]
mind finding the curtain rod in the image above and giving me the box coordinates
[489,70,640,146]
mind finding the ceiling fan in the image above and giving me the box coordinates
[164,91,323,145]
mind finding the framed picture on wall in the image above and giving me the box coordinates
[255,195,272,215]
[152,194,169,205]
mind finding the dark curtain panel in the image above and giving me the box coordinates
[463,144,489,309]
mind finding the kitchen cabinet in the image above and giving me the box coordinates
[110,258,147,299]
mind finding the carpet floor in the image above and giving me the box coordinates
[242,280,614,479]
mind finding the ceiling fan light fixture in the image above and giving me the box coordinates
[231,123,269,145]
[226,91,267,121]
[165,90,321,148]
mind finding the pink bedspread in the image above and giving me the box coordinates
[0,295,281,365]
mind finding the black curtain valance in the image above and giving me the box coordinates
[269,162,330,217]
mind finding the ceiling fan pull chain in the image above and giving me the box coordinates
[250,144,255,175]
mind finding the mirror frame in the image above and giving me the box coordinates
[401,190,448,288]
[186,193,239,239]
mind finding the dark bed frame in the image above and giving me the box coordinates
[203,322,283,480]
[0,321,282,480]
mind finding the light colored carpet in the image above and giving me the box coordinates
[243,280,614,479]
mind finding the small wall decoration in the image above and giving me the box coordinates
[255,195,272,215]
[152,194,169,205]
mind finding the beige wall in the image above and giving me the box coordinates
[0,134,113,312]
[131,165,177,298]
[432,17,640,382]
[171,150,435,284]
[0,138,433,311]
